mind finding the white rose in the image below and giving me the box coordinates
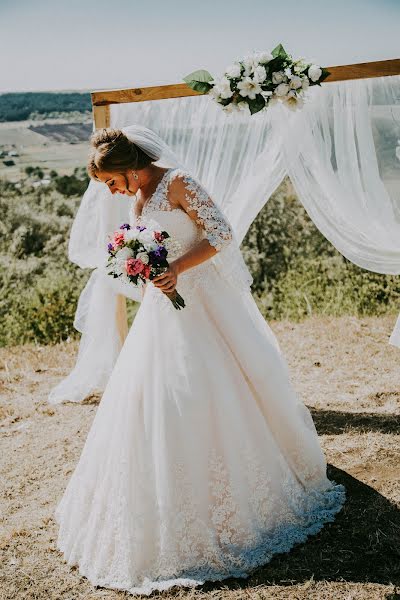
[308,64,322,82]
[301,76,310,90]
[272,71,285,84]
[284,67,292,79]
[289,75,303,89]
[253,65,267,83]
[115,246,133,261]
[293,59,307,73]
[214,76,233,99]
[124,229,139,242]
[274,83,290,97]
[242,54,258,76]
[225,63,241,78]
[138,229,157,250]
[257,51,273,64]
[136,251,149,264]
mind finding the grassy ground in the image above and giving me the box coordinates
[0,314,399,600]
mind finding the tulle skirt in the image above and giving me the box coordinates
[54,264,346,595]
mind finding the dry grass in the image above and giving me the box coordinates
[0,314,399,600]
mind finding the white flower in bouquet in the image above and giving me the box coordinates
[124,229,139,242]
[272,71,285,85]
[289,75,303,89]
[213,76,234,99]
[208,85,223,102]
[284,67,293,79]
[275,82,290,97]
[242,54,258,76]
[115,246,133,262]
[137,229,158,250]
[308,64,322,82]
[301,77,310,90]
[225,63,242,78]
[293,58,307,73]
[136,251,149,264]
[261,90,273,98]
[237,77,262,99]
[257,51,273,64]
[253,65,267,83]
[114,246,133,274]
[283,91,305,111]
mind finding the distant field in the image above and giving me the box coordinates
[0,119,92,179]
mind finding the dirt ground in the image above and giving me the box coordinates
[0,314,399,600]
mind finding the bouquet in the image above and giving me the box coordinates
[183,43,329,115]
[106,221,186,310]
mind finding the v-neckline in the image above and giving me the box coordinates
[135,168,173,219]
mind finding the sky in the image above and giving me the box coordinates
[0,0,399,93]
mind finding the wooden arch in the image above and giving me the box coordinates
[91,58,400,129]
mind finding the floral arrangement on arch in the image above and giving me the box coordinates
[183,44,329,115]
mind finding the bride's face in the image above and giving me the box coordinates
[95,170,138,196]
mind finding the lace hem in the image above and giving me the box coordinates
[55,480,345,596]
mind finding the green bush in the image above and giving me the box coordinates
[241,178,400,321]
[0,269,88,346]
[0,173,398,346]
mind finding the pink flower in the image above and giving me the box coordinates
[125,258,145,276]
[153,231,164,243]
[113,232,125,247]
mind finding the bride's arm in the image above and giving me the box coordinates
[152,172,233,294]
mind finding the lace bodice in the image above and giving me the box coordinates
[131,168,233,254]
[129,168,234,308]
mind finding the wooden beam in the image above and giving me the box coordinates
[91,83,202,108]
[323,58,400,83]
[91,58,400,108]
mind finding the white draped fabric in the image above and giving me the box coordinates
[48,73,400,404]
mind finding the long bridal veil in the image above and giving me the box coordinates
[48,74,400,404]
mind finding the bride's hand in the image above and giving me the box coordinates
[152,262,179,294]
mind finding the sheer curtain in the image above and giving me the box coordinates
[275,75,400,344]
[48,74,400,404]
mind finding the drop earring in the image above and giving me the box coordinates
[130,170,139,201]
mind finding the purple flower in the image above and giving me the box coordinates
[120,223,131,230]
[107,242,114,252]
[136,225,146,232]
[154,245,168,259]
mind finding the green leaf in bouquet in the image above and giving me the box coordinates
[318,67,331,84]
[271,43,288,60]
[247,95,266,115]
[183,69,214,93]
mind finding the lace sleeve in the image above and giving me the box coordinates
[168,170,233,251]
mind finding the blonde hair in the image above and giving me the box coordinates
[87,128,155,180]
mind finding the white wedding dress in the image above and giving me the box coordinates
[55,167,346,595]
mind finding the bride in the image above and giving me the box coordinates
[54,124,346,596]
